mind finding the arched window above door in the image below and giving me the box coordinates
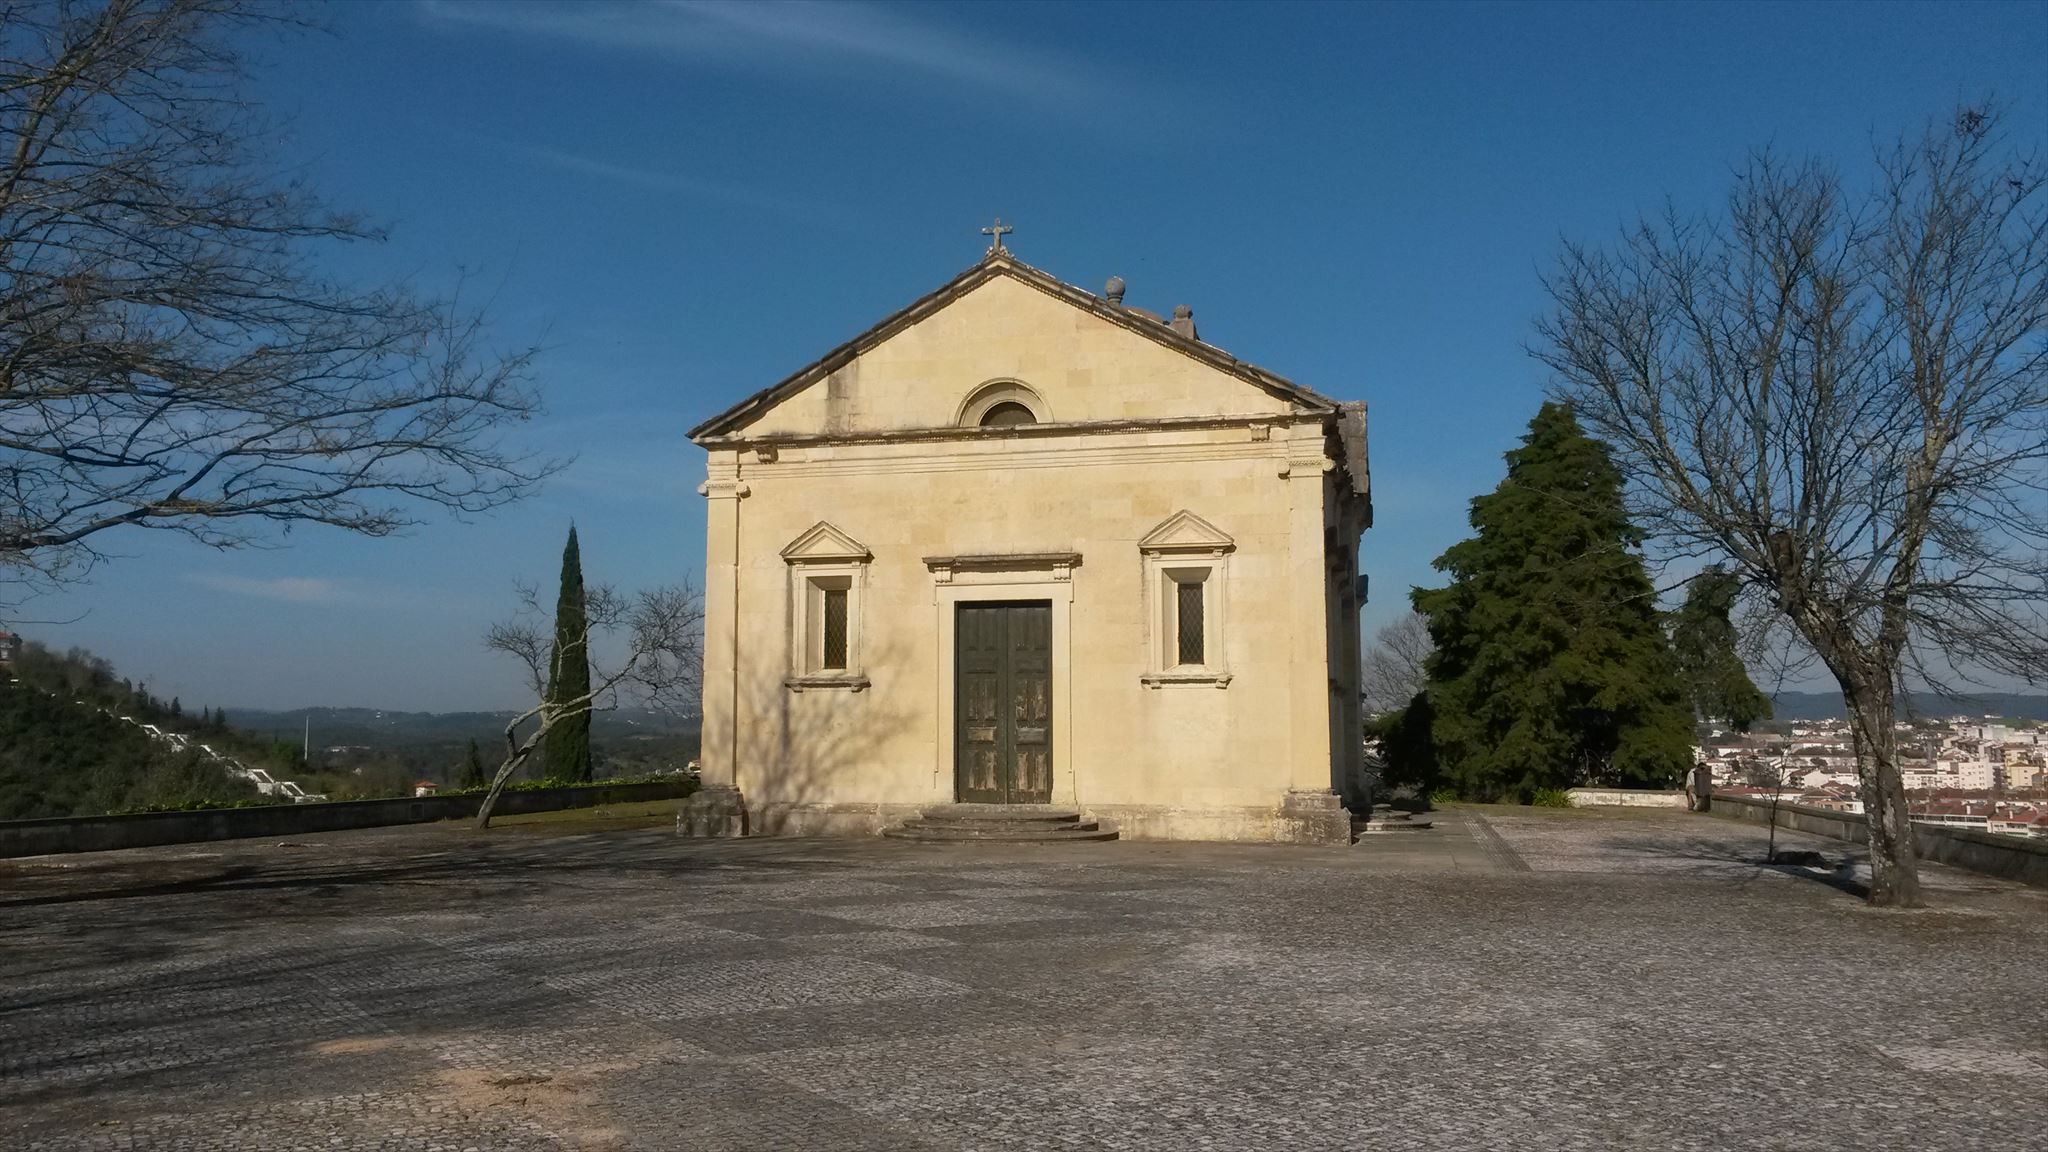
[957,380,1048,427]
[980,401,1036,426]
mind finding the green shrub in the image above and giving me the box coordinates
[112,796,282,815]
[1426,786,1460,807]
[1529,787,1574,808]
[443,772,694,796]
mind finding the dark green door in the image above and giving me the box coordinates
[955,601,1053,804]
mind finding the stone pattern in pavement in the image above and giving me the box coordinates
[2,810,2044,1150]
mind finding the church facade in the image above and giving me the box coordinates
[682,245,1371,843]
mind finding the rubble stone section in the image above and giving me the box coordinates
[1275,788,1352,844]
[677,784,750,838]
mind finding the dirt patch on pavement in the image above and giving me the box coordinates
[437,1067,626,1149]
[309,1035,405,1056]
[305,1031,648,1148]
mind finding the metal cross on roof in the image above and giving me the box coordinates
[981,217,1013,253]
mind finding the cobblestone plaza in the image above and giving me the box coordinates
[4,809,2044,1150]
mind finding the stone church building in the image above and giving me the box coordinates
[681,239,1371,843]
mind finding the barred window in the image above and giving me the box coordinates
[822,588,848,670]
[1176,579,1204,666]
[1139,512,1231,688]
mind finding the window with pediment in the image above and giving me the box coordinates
[781,521,872,690]
[1138,511,1234,688]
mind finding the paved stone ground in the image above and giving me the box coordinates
[3,808,2044,1150]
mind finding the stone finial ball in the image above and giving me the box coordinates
[1104,276,1126,302]
[1173,304,1193,319]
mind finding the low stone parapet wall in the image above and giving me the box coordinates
[0,779,696,859]
[1567,788,1689,809]
[1704,792,2048,889]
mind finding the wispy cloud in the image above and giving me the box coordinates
[513,143,716,194]
[185,574,348,604]
[417,0,1121,106]
[501,139,845,217]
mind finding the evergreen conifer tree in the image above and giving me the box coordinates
[542,526,593,782]
[460,737,487,789]
[1408,402,1694,800]
[1669,568,1771,732]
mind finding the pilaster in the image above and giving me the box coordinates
[1281,425,1336,796]
[696,453,748,793]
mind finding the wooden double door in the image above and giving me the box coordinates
[955,601,1052,805]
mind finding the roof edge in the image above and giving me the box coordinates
[688,252,1338,441]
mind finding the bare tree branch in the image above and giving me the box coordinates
[0,0,560,608]
[476,578,703,827]
[1361,609,1432,715]
[1536,105,2048,908]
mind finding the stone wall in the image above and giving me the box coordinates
[1705,792,2048,888]
[0,780,696,859]
[1567,788,1689,809]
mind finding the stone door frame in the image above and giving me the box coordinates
[926,557,1076,807]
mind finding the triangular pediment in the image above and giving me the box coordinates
[690,253,1337,442]
[1139,510,1235,554]
[780,521,871,563]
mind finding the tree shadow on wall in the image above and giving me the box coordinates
[728,634,922,832]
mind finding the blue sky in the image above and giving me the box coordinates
[19,0,2047,712]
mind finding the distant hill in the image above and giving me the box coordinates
[0,636,699,817]
[222,706,698,750]
[0,681,259,819]
[1769,691,2048,723]
[220,707,702,788]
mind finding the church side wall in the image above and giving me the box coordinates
[714,424,1334,839]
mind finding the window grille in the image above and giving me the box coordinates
[822,587,848,670]
[1176,580,1205,666]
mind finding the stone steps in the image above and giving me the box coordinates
[882,803,1120,843]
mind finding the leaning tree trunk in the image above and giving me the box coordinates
[1841,673,1921,907]
[474,761,520,831]
[474,723,547,830]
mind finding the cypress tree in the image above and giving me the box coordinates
[542,526,593,782]
[1409,402,1693,801]
[460,737,487,789]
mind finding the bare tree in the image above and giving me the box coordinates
[1361,609,1433,715]
[478,580,702,828]
[1537,107,2047,907]
[1741,756,1793,862]
[0,1,554,604]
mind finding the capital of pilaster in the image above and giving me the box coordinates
[697,477,751,500]
[1278,454,1333,479]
